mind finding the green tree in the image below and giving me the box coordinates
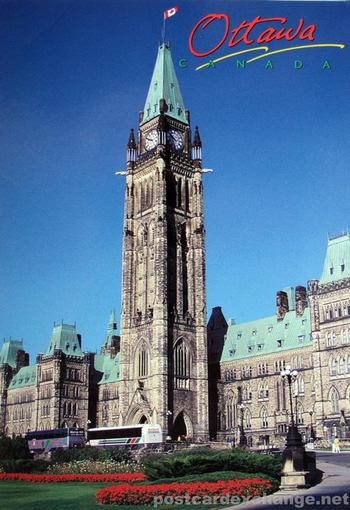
[0,435,31,460]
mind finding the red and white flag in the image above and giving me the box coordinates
[164,6,178,19]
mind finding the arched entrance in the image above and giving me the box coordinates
[172,411,193,440]
[127,406,149,424]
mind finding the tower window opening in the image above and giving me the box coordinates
[174,339,191,390]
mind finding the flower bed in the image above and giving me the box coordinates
[0,472,145,483]
[96,478,274,505]
[48,459,139,474]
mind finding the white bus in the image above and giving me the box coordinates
[87,423,163,448]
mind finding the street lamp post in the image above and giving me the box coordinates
[279,365,311,490]
[281,365,303,447]
[309,410,314,441]
[238,404,247,446]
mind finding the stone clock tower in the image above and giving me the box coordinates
[118,42,209,441]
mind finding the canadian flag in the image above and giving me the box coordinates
[164,6,179,19]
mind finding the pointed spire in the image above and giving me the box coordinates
[108,310,117,333]
[191,126,202,160]
[141,43,188,126]
[126,128,137,162]
[100,311,120,356]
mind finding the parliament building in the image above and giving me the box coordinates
[1,42,350,447]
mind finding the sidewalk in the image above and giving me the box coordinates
[225,457,350,510]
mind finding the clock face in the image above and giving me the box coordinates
[145,129,158,151]
[167,129,183,150]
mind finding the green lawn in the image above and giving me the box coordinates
[0,481,116,510]
[0,481,216,510]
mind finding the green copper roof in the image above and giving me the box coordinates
[98,352,120,385]
[0,339,24,368]
[43,323,84,357]
[102,310,118,348]
[319,233,350,284]
[221,308,311,363]
[8,364,36,389]
[141,43,188,125]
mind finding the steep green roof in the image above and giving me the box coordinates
[8,364,36,389]
[43,323,83,357]
[221,308,311,363]
[98,352,120,385]
[319,233,350,284]
[141,42,188,125]
[0,339,24,368]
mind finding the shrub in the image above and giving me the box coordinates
[50,446,133,465]
[0,435,31,460]
[140,448,282,481]
[0,458,50,473]
[140,470,279,491]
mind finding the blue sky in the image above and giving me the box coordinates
[1,0,350,362]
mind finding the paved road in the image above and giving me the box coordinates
[315,450,350,468]
[225,451,350,510]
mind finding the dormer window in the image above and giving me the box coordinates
[341,263,345,272]
[277,339,282,348]
[248,346,253,353]
[237,332,242,339]
[330,267,334,275]
[229,348,235,357]
[252,329,257,336]
[257,344,262,351]
[268,325,273,333]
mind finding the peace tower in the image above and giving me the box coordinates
[118,42,209,440]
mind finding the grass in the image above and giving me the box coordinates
[0,480,229,510]
[0,481,115,510]
[0,481,274,510]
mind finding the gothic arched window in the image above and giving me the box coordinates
[331,358,337,376]
[174,339,191,389]
[245,408,251,428]
[226,393,235,429]
[297,403,304,424]
[330,387,340,413]
[137,341,149,378]
[261,408,268,428]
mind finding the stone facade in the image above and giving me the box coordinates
[110,43,209,440]
[1,42,350,447]
[210,233,350,447]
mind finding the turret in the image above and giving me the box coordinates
[126,128,137,163]
[191,126,202,162]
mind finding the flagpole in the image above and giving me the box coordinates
[162,7,178,43]
[162,16,166,43]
